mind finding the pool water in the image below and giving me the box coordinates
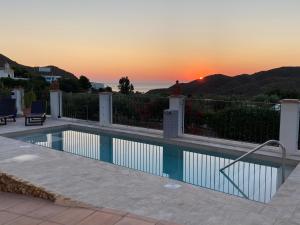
[15,128,291,203]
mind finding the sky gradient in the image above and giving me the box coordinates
[1,0,300,82]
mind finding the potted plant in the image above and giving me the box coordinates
[23,90,36,115]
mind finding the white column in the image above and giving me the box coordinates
[12,88,24,116]
[279,99,300,154]
[168,95,185,136]
[50,90,62,119]
[99,92,112,126]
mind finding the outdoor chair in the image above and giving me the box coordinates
[0,102,7,125]
[0,99,17,125]
[25,101,46,126]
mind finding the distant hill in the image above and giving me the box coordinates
[147,67,300,97]
[0,53,77,79]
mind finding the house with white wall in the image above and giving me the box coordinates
[38,67,62,83]
[43,75,62,83]
[91,82,105,90]
[0,63,15,78]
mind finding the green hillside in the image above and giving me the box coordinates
[148,67,300,98]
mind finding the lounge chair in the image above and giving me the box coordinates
[0,99,17,125]
[0,101,7,125]
[25,101,46,126]
[4,99,17,122]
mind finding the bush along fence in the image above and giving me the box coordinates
[62,92,99,121]
[185,99,280,144]
[113,94,169,130]
[48,90,300,154]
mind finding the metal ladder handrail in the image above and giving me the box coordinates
[219,140,286,182]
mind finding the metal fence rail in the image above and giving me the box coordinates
[185,99,280,144]
[34,90,50,115]
[62,92,99,121]
[113,94,169,130]
[45,100,50,115]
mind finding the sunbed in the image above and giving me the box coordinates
[25,101,46,126]
[0,99,16,125]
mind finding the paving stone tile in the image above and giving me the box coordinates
[50,208,95,224]
[114,217,156,225]
[0,194,25,210]
[39,222,61,225]
[77,211,122,225]
[6,198,49,215]
[126,213,158,223]
[0,211,20,225]
[288,206,300,225]
[261,205,295,220]
[5,216,42,225]
[274,218,300,225]
[28,203,69,219]
[157,220,182,225]
[99,208,128,216]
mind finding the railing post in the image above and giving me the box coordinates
[279,99,300,154]
[12,88,24,116]
[50,90,62,119]
[99,92,112,126]
[167,95,185,137]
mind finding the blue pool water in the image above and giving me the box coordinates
[15,128,291,203]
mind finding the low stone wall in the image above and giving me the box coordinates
[0,172,96,208]
[0,172,56,201]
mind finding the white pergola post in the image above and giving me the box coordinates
[279,99,300,154]
[12,88,24,116]
[168,95,185,136]
[50,90,62,119]
[99,92,112,126]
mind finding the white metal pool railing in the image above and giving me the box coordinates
[219,140,287,183]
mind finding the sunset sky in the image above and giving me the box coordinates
[1,0,300,83]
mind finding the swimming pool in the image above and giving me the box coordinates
[14,128,291,203]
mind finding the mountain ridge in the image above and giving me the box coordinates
[0,53,77,79]
[147,67,300,97]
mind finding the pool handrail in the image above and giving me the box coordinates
[219,140,286,183]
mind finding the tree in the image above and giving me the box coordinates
[99,86,112,92]
[0,81,11,98]
[0,77,49,99]
[26,76,49,100]
[266,89,300,99]
[12,66,27,78]
[118,76,134,94]
[24,90,37,108]
[105,86,112,92]
[59,78,80,93]
[78,75,92,91]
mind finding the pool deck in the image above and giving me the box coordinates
[1,118,300,225]
[0,192,172,225]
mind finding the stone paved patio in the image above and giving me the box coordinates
[0,192,178,225]
[1,118,300,225]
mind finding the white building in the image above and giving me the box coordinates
[42,75,62,83]
[39,67,52,73]
[0,63,15,78]
[91,82,105,90]
[38,67,61,83]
